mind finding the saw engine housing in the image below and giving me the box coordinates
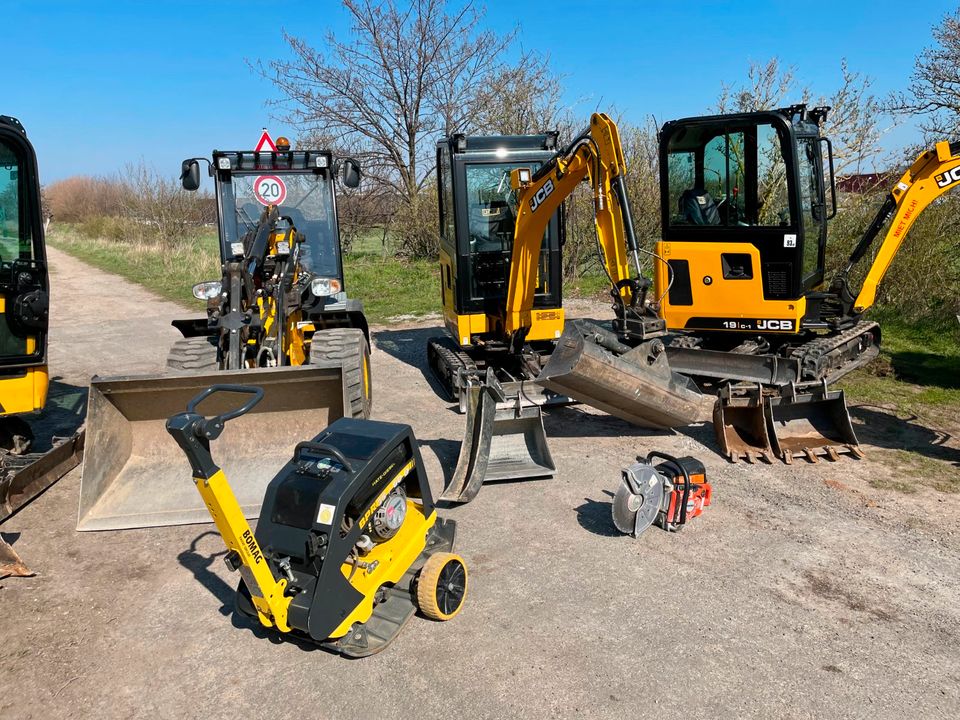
[613,453,712,537]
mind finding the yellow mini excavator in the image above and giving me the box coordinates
[0,115,84,575]
[78,137,371,531]
[435,106,960,501]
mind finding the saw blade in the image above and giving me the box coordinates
[612,464,664,537]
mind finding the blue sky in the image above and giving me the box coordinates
[7,0,957,183]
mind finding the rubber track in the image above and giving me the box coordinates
[310,328,371,419]
[427,336,477,401]
[166,336,218,373]
[787,320,880,382]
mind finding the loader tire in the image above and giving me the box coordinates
[166,336,219,373]
[309,328,372,419]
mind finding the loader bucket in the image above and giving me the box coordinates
[77,365,347,531]
[713,386,775,463]
[765,383,862,463]
[537,321,714,429]
[440,373,555,504]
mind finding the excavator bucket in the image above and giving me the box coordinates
[77,365,347,531]
[713,385,775,463]
[536,321,714,428]
[765,382,862,463]
[440,371,555,504]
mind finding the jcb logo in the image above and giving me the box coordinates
[530,179,555,212]
[757,320,794,331]
[242,529,263,564]
[935,167,960,188]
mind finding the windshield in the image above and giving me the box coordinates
[222,171,340,278]
[0,136,35,358]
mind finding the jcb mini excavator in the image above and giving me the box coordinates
[655,105,960,461]
[166,384,466,657]
[78,136,372,531]
[0,116,84,575]
[434,107,960,501]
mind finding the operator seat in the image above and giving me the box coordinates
[678,188,721,225]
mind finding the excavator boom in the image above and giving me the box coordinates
[845,140,960,313]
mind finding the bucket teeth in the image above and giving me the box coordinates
[715,381,861,465]
[765,382,861,464]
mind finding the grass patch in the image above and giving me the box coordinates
[867,449,960,494]
[838,309,960,419]
[343,252,438,322]
[48,226,220,307]
[48,225,438,324]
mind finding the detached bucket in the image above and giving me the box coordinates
[537,321,713,428]
[78,366,347,531]
[440,373,555,504]
[766,382,862,463]
[713,386,774,463]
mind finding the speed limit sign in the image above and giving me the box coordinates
[254,175,287,206]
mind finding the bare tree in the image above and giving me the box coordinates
[887,7,960,140]
[715,57,884,176]
[259,0,520,204]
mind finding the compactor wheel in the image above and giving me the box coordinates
[309,328,372,419]
[166,336,219,373]
[416,552,467,621]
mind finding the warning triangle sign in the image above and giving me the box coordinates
[255,129,278,152]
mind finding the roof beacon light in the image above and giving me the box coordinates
[275,136,291,152]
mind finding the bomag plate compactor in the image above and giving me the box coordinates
[166,385,466,657]
[430,108,960,501]
[78,138,372,531]
[0,116,84,575]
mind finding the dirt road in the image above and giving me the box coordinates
[1,246,959,719]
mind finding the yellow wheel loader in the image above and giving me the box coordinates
[78,138,372,531]
[0,115,84,575]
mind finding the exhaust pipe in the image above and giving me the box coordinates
[77,366,347,531]
[536,321,714,428]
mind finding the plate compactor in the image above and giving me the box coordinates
[166,385,467,657]
[612,453,712,538]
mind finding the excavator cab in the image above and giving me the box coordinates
[655,105,836,334]
[435,133,565,358]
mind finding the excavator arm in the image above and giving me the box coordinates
[504,113,638,338]
[838,140,960,314]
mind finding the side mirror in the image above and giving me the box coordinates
[180,159,201,191]
[341,158,361,189]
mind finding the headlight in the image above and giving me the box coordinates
[192,280,222,300]
[310,277,342,297]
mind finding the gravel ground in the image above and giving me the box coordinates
[1,246,958,720]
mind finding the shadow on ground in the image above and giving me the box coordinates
[373,326,454,402]
[850,404,960,466]
[888,350,960,390]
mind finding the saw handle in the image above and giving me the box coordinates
[187,384,264,440]
[645,451,692,525]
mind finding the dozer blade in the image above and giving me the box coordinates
[766,381,862,464]
[1,431,86,522]
[78,366,347,531]
[537,321,714,428]
[713,386,775,463]
[440,372,555,504]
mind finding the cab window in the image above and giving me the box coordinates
[666,122,792,229]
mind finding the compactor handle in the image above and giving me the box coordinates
[187,384,264,440]
[294,441,354,474]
